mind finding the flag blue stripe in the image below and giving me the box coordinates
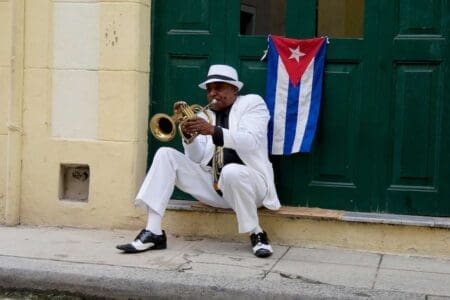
[264,36,327,155]
[300,41,326,152]
[265,37,278,154]
[283,81,300,154]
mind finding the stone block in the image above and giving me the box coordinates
[23,68,50,138]
[98,71,149,142]
[99,2,150,72]
[25,0,51,68]
[97,71,135,141]
[53,1,99,69]
[51,69,98,139]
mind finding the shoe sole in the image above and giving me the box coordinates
[117,243,167,253]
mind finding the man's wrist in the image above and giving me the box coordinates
[209,125,216,135]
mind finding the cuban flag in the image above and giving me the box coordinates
[265,35,327,155]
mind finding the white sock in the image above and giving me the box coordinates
[250,225,263,235]
[146,209,163,235]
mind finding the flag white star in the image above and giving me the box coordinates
[288,46,305,62]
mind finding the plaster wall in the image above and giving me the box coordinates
[14,0,150,228]
[0,0,14,224]
[0,0,23,225]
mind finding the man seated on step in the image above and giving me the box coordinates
[116,64,281,258]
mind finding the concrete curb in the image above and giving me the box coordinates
[0,255,426,300]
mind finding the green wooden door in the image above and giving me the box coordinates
[374,0,450,215]
[150,0,450,216]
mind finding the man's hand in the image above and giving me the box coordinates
[182,117,215,136]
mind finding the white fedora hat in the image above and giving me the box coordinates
[198,64,244,91]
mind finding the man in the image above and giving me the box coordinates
[116,65,281,258]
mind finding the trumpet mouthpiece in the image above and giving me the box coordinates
[209,99,218,107]
[205,99,217,109]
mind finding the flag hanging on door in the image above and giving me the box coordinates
[265,35,327,155]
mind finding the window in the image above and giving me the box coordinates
[240,0,286,36]
[317,0,365,38]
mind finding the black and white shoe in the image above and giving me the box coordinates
[250,231,273,258]
[116,229,167,253]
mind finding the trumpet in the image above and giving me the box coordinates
[149,100,215,143]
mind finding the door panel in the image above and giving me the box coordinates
[398,0,443,35]
[391,64,440,188]
[307,62,363,210]
[386,64,441,215]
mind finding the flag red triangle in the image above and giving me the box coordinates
[271,35,325,86]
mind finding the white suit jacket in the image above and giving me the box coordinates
[183,94,281,210]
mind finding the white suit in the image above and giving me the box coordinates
[136,94,281,233]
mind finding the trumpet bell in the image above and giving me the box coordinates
[149,100,214,143]
[149,113,176,142]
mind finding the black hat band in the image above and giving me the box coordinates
[206,74,237,82]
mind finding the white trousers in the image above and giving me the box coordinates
[135,147,268,233]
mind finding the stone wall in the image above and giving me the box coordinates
[1,0,151,229]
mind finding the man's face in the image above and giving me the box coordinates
[206,82,238,111]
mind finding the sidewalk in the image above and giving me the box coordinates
[0,225,449,299]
